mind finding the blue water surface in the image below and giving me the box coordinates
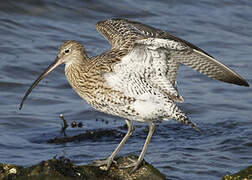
[0,0,251,179]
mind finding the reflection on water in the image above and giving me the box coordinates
[0,0,251,179]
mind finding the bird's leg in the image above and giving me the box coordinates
[120,122,155,174]
[93,119,134,170]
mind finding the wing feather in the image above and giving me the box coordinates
[137,38,249,87]
[97,19,248,87]
[104,40,184,102]
[171,49,249,86]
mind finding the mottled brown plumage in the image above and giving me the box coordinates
[20,18,249,174]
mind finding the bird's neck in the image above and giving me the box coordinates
[65,56,89,78]
[64,56,96,104]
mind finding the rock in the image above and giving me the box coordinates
[223,166,252,180]
[47,129,119,144]
[0,155,166,180]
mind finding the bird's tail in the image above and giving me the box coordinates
[175,113,200,132]
[164,102,200,132]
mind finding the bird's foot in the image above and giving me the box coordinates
[119,157,144,174]
[92,157,117,170]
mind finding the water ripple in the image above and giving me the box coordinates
[0,0,251,179]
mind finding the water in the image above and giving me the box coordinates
[1,0,252,179]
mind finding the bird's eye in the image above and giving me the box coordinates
[64,49,70,54]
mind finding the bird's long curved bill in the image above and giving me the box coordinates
[19,57,62,110]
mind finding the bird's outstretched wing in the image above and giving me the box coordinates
[96,18,182,89]
[97,18,248,87]
[96,18,145,50]
[104,38,185,102]
[138,38,249,87]
[96,18,211,56]
[104,37,248,104]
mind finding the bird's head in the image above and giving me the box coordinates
[19,40,86,110]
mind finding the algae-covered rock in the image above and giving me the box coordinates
[0,163,23,180]
[91,155,166,180]
[47,129,118,144]
[0,155,166,180]
[223,166,252,180]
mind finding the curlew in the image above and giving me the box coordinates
[19,18,249,173]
